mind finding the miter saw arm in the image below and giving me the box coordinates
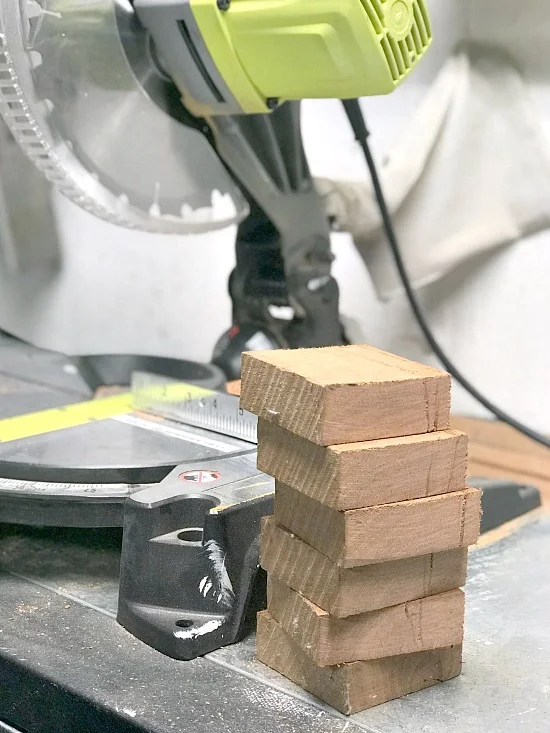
[0,0,431,234]
[135,0,431,117]
[210,103,345,378]
[0,0,432,368]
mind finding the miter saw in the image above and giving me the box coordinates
[0,0,434,658]
[0,0,432,377]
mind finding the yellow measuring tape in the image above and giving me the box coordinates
[0,380,217,444]
[0,393,134,444]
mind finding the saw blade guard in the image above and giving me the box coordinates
[0,0,248,234]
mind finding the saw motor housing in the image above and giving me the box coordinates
[136,0,432,117]
[0,0,431,231]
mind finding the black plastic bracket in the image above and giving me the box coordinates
[117,453,273,660]
[470,477,542,534]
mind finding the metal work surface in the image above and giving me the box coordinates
[0,333,255,526]
[1,513,549,732]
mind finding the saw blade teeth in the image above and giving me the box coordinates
[0,0,247,233]
[180,202,213,224]
[26,1,45,47]
[211,189,237,222]
[117,194,129,212]
[29,49,42,68]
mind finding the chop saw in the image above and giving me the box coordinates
[0,0,434,657]
[0,0,432,376]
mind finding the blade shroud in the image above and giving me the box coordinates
[0,0,248,233]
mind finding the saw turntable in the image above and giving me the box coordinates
[0,331,273,659]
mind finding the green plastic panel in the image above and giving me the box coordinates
[191,0,432,111]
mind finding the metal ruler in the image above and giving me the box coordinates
[131,372,258,443]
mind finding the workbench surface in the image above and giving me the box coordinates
[0,333,549,732]
[0,509,548,732]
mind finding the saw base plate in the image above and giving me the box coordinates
[0,333,254,527]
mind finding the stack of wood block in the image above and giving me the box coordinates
[240,345,482,716]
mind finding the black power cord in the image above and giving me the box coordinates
[342,98,550,449]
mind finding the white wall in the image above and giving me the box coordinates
[305,0,550,433]
[1,0,549,431]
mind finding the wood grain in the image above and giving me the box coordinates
[226,380,242,396]
[468,444,550,482]
[274,482,481,567]
[267,578,465,667]
[260,517,468,617]
[452,416,550,503]
[240,345,451,445]
[256,611,462,715]
[258,421,468,509]
[452,416,550,460]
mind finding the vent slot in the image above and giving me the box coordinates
[380,37,400,81]
[370,0,385,22]
[398,39,411,66]
[418,0,432,35]
[177,21,225,104]
[413,3,429,45]
[388,36,406,75]
[363,2,383,33]
[410,22,423,54]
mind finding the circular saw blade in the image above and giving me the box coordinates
[0,0,248,233]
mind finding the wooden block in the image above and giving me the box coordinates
[453,416,550,503]
[267,578,465,667]
[258,421,468,510]
[260,517,468,617]
[226,380,242,396]
[256,611,462,715]
[274,483,481,567]
[241,345,451,446]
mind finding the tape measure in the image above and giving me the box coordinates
[0,371,258,527]
[0,393,134,444]
[0,376,257,445]
[131,372,258,444]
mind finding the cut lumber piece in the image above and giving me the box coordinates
[258,421,468,510]
[267,578,465,667]
[451,415,550,461]
[240,345,451,446]
[256,611,462,715]
[260,517,468,617]
[226,380,242,396]
[468,444,550,482]
[451,416,550,503]
[274,483,481,567]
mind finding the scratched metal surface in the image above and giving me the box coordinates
[1,515,549,732]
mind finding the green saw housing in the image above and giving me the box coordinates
[190,0,432,114]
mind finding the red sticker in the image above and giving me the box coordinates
[179,470,221,484]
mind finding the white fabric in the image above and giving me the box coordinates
[317,45,550,299]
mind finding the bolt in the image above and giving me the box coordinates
[266,97,279,110]
[217,0,231,9]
